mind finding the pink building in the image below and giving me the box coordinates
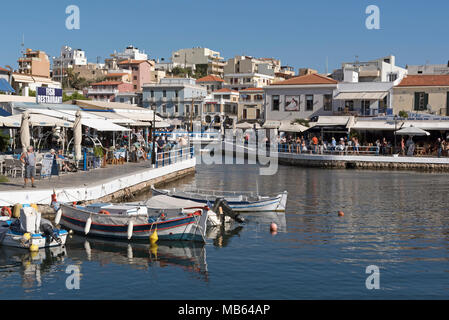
[86,81,134,102]
[117,60,154,91]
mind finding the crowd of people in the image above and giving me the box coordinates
[276,133,449,157]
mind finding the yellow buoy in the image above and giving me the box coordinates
[31,203,39,211]
[23,233,31,241]
[150,229,158,244]
[29,244,39,252]
[150,243,158,257]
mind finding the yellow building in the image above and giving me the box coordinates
[393,75,449,116]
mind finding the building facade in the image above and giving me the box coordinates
[142,78,207,119]
[117,60,155,91]
[18,48,51,78]
[393,75,449,116]
[196,75,224,93]
[203,88,239,127]
[171,47,225,77]
[406,62,449,75]
[238,87,264,122]
[264,74,337,122]
[332,55,408,116]
[224,73,274,91]
[52,46,87,82]
[86,81,134,102]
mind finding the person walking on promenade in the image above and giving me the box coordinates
[437,138,444,158]
[401,137,405,156]
[312,135,318,154]
[20,146,37,188]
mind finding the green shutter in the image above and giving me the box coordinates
[447,92,449,116]
[424,93,429,111]
[414,92,419,111]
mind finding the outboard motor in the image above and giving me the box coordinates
[40,218,62,245]
[213,198,245,223]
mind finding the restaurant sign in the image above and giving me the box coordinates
[37,87,63,104]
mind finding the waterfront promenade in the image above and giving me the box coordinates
[0,155,196,206]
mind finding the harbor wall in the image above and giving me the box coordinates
[0,158,196,207]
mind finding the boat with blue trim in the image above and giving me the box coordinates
[151,186,288,212]
[57,202,208,242]
[0,205,67,250]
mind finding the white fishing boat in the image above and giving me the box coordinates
[152,186,288,212]
[57,202,208,242]
[126,195,231,227]
[0,205,67,250]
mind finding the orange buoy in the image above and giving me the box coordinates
[338,211,345,217]
[270,222,278,234]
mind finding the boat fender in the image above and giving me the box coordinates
[99,210,110,215]
[84,217,92,235]
[194,210,202,216]
[13,204,21,218]
[160,213,166,220]
[55,209,62,225]
[150,229,158,244]
[127,221,134,240]
[29,244,39,252]
[1,206,12,217]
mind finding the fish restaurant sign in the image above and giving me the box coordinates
[37,87,63,104]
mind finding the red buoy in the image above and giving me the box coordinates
[338,211,345,217]
[270,222,278,234]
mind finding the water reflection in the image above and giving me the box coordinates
[65,236,209,281]
[0,246,66,289]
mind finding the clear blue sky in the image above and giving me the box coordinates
[1,0,448,73]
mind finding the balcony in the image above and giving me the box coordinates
[87,88,118,95]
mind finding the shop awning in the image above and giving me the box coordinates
[0,116,21,127]
[352,120,403,130]
[262,120,281,129]
[279,121,309,133]
[334,91,388,100]
[403,121,449,131]
[0,79,15,93]
[3,113,72,127]
[80,118,130,131]
[115,110,163,122]
[316,116,351,126]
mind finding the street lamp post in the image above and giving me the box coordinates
[394,114,398,154]
[151,103,156,165]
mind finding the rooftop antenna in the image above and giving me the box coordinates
[325,56,328,74]
[21,34,25,56]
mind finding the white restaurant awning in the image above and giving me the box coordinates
[402,121,449,131]
[262,120,281,129]
[316,116,351,126]
[81,118,130,131]
[115,111,163,122]
[4,113,72,127]
[279,121,309,133]
[352,120,403,130]
[334,92,388,100]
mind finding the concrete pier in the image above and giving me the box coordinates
[0,157,196,207]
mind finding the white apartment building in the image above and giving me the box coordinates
[224,73,274,91]
[171,47,225,76]
[115,45,148,61]
[406,62,449,75]
[52,46,87,82]
[333,55,408,116]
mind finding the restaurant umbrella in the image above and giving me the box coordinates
[73,110,82,160]
[20,111,31,153]
[395,125,430,136]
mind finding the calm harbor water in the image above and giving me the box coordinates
[1,159,449,299]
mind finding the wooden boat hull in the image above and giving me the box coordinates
[59,204,208,242]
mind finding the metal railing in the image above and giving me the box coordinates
[277,143,394,156]
[154,146,194,168]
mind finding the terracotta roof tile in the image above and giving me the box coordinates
[271,73,337,85]
[397,75,449,87]
[196,75,224,82]
[91,81,123,86]
[213,88,239,94]
[0,67,9,72]
[117,59,148,65]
